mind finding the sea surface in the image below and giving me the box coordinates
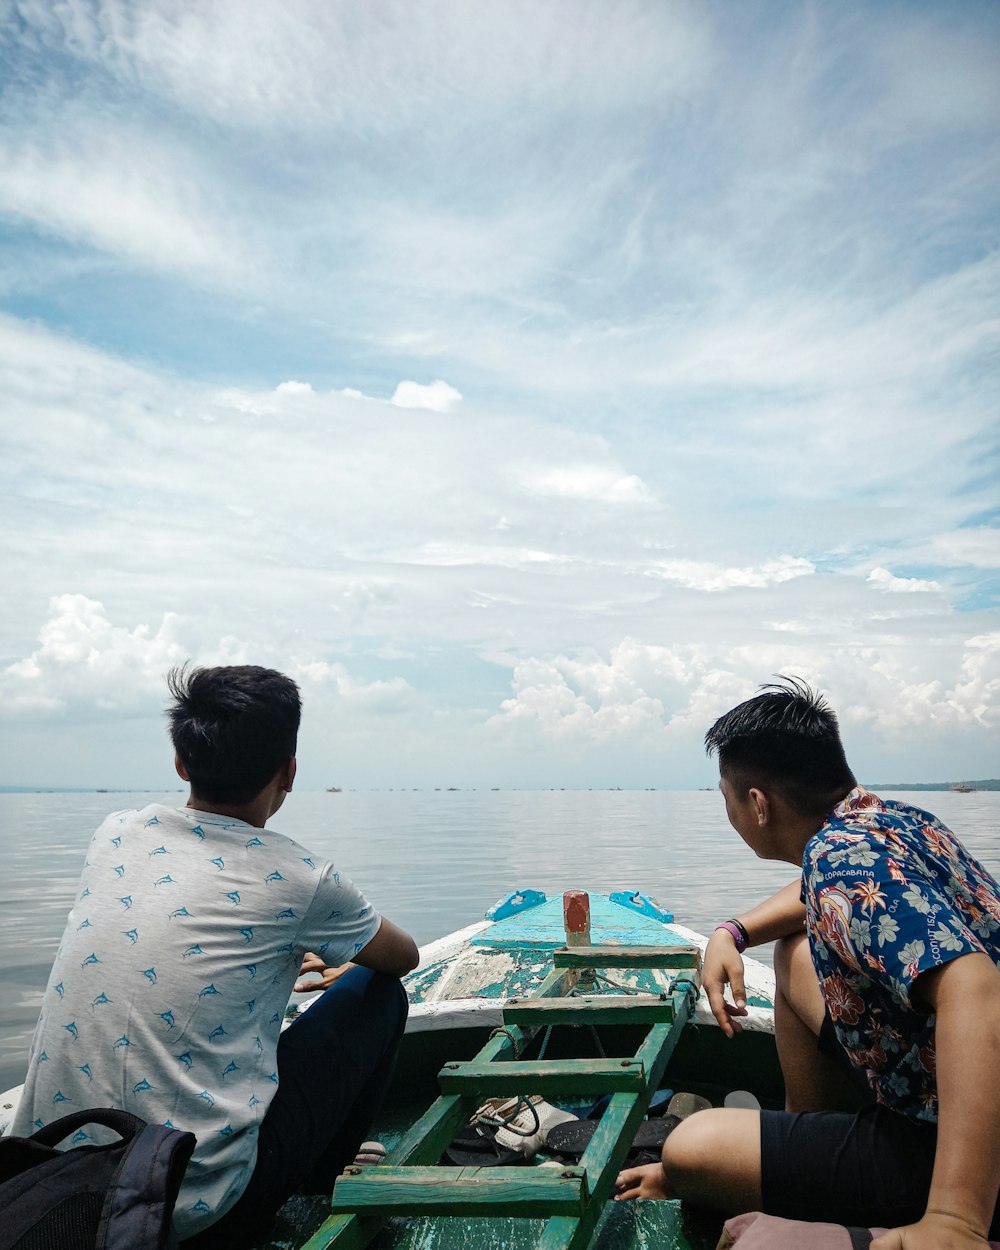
[2,787,998,1093]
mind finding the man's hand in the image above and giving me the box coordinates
[871,1211,992,1250]
[703,928,749,1037]
[293,951,353,993]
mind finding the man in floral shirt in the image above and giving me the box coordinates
[616,678,1000,1250]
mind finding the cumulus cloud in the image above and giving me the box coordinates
[524,465,653,504]
[646,556,815,593]
[390,380,462,412]
[867,567,942,594]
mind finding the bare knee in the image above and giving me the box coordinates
[661,1110,761,1213]
[774,931,825,1036]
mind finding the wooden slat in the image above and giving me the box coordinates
[437,1057,646,1096]
[503,994,676,1027]
[552,944,702,971]
[332,1165,588,1218]
[538,991,697,1250]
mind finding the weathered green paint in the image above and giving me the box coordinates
[437,1057,647,1096]
[333,1165,589,1217]
[553,946,701,971]
[504,995,676,1027]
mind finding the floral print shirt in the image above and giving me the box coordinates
[802,787,1000,1122]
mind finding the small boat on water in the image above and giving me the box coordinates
[0,889,782,1250]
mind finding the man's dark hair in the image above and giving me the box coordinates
[704,676,855,819]
[166,665,301,804]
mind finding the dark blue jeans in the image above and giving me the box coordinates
[181,966,408,1249]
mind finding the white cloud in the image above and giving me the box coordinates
[646,556,815,593]
[926,529,1000,570]
[276,380,314,395]
[867,567,943,594]
[524,465,653,504]
[390,379,462,412]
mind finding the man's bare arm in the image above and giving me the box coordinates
[352,917,420,978]
[872,952,1000,1250]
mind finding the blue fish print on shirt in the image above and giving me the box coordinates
[196,1090,215,1108]
[301,856,315,869]
[65,1020,79,1039]
[143,968,158,986]
[275,908,297,920]
[190,824,205,840]
[269,1012,281,1026]
[54,982,64,998]
[246,999,255,1015]
[158,1010,175,1029]
[168,906,191,919]
[245,837,264,849]
[326,909,343,922]
[91,992,112,1009]
[52,1091,69,1104]
[317,942,331,957]
[71,1129,91,1144]
[79,1063,93,1081]
[264,870,285,884]
[37,1051,49,1064]
[113,865,125,878]
[81,953,100,968]
[208,1025,227,1043]
[253,1035,263,1052]
[267,1071,279,1083]
[218,1125,234,1137]
[144,816,160,828]
[276,942,294,955]
[122,928,139,944]
[133,1078,154,1095]
[239,927,253,944]
[190,1199,212,1215]
[198,984,220,998]
[354,940,366,956]
[332,870,340,885]
[32,1118,44,1130]
[182,944,204,958]
[358,906,371,919]
[221,1060,239,1079]
[77,918,93,932]
[245,963,257,978]
[153,874,175,887]
[248,1094,261,1108]
[80,886,91,898]
[148,845,168,858]
[112,1034,130,1050]
[224,890,241,906]
[209,856,225,871]
[119,895,133,910]
[177,1052,193,1070]
[110,836,122,849]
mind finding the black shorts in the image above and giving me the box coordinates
[760,1014,1000,1235]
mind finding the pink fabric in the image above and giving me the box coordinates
[718,1211,1000,1249]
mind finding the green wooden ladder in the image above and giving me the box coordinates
[303,943,702,1250]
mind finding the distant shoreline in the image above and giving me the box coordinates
[1,781,998,795]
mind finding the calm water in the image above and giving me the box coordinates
[2,788,998,1092]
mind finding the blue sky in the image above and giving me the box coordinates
[1,1,998,789]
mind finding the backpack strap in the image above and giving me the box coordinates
[28,1108,146,1148]
[847,1230,873,1250]
[97,1123,195,1250]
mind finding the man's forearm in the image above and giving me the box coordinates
[923,953,1000,1236]
[734,880,806,946]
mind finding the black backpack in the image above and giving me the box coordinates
[0,1108,195,1250]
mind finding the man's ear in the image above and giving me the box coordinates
[283,758,297,793]
[174,754,190,782]
[748,787,770,826]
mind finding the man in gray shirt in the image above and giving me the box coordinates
[13,664,418,1247]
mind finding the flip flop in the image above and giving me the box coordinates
[442,1121,530,1167]
[666,1091,712,1118]
[546,1113,682,1164]
[723,1089,761,1110]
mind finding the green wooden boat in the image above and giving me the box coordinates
[261,889,782,1250]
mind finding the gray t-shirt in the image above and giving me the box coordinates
[11,803,381,1237]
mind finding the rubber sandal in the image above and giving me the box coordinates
[492,1096,578,1158]
[723,1089,761,1110]
[352,1141,386,1166]
[442,1121,529,1167]
[666,1091,712,1118]
[545,1118,597,1159]
[547,1113,683,1163]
